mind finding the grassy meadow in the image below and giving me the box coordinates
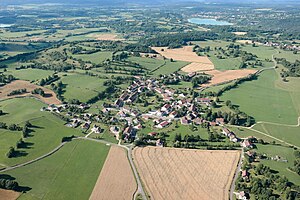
[7,140,110,200]
[220,70,298,124]
[0,98,83,166]
[4,69,53,82]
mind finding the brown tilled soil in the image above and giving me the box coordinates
[89,146,137,200]
[152,46,214,64]
[0,189,20,200]
[133,146,240,200]
[0,80,61,105]
[203,69,257,86]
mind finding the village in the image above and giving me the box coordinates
[42,74,255,150]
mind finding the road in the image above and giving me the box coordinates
[0,142,66,173]
[229,148,244,200]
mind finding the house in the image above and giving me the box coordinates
[229,133,238,142]
[180,117,190,125]
[161,104,171,112]
[91,125,101,134]
[238,191,249,200]
[169,111,177,119]
[196,98,211,105]
[210,121,217,126]
[222,128,232,137]
[148,132,158,137]
[193,118,203,125]
[115,99,124,108]
[123,125,137,137]
[134,124,142,130]
[156,139,163,147]
[242,170,249,179]
[216,118,225,125]
[241,139,253,148]
[156,121,169,129]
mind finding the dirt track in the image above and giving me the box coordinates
[0,189,20,200]
[89,146,137,200]
[133,146,240,200]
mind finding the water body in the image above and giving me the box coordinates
[0,24,13,28]
[188,18,233,26]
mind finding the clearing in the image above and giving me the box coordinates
[89,146,136,200]
[0,80,61,105]
[133,146,240,200]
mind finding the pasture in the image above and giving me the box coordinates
[90,146,136,200]
[275,50,300,62]
[4,69,53,82]
[252,123,300,147]
[0,98,83,166]
[133,146,240,200]
[152,60,189,76]
[220,70,298,124]
[59,73,108,102]
[71,51,112,64]
[7,140,110,200]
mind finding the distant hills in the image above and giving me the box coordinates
[1,0,299,6]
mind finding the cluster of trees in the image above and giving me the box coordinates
[6,146,17,158]
[276,58,300,78]
[0,122,22,131]
[31,88,45,97]
[191,76,211,87]
[22,121,32,138]
[0,74,15,85]
[7,88,27,96]
[40,74,59,86]
[292,150,300,176]
[112,52,128,61]
[0,178,19,191]
[141,32,218,48]
[51,81,64,101]
[87,84,117,104]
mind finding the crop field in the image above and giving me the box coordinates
[71,51,112,64]
[0,80,61,105]
[90,146,136,200]
[152,46,214,71]
[252,123,300,147]
[203,69,257,86]
[133,146,240,200]
[0,189,20,200]
[4,69,53,82]
[7,140,110,200]
[220,70,299,124]
[0,98,83,166]
[59,73,107,102]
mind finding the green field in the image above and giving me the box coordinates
[7,140,110,200]
[152,60,189,76]
[220,70,298,124]
[253,123,300,147]
[59,73,108,102]
[127,56,165,70]
[0,98,83,166]
[72,51,112,64]
[255,144,300,186]
[275,50,300,62]
[5,69,53,82]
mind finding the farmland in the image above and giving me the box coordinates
[6,140,110,200]
[0,98,83,166]
[133,146,240,200]
[220,70,299,124]
[89,146,136,200]
[0,80,61,105]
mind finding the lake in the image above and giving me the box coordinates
[0,24,13,28]
[188,18,233,26]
